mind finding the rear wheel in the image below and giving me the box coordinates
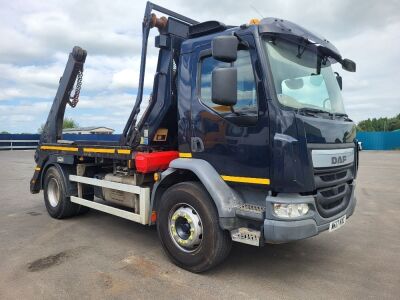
[157,181,232,273]
[43,166,88,219]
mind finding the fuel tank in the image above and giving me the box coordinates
[94,174,139,212]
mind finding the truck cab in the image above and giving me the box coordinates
[31,2,358,273]
[175,19,357,243]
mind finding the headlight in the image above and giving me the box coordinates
[273,203,309,218]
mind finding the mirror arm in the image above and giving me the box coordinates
[230,105,239,115]
[234,32,249,48]
[316,56,322,75]
[334,72,343,90]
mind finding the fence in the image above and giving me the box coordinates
[0,134,121,150]
[356,131,400,150]
[0,134,40,150]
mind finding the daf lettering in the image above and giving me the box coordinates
[332,155,347,165]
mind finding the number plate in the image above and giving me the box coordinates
[329,215,346,232]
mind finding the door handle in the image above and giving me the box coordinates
[191,137,204,153]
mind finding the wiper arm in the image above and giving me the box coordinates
[297,107,331,116]
[332,112,348,117]
[296,107,352,121]
[332,112,352,121]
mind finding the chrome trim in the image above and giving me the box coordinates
[312,148,354,168]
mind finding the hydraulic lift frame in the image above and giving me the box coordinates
[31,2,199,193]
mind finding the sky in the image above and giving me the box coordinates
[0,0,399,133]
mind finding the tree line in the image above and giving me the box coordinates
[357,113,400,132]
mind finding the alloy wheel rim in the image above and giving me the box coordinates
[168,203,203,253]
[47,178,60,207]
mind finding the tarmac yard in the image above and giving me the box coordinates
[0,150,399,299]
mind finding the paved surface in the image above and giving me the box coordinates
[0,150,399,299]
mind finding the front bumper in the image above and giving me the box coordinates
[263,182,357,243]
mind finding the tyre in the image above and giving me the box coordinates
[157,181,232,273]
[43,166,88,219]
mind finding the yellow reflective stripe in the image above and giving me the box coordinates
[35,167,41,171]
[83,148,115,154]
[117,149,131,155]
[221,175,270,185]
[41,145,131,155]
[179,152,192,158]
[41,145,78,152]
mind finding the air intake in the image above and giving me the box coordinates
[188,21,227,38]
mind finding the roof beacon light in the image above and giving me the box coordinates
[249,18,260,25]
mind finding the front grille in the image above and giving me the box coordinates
[320,184,345,198]
[320,171,347,183]
[314,164,354,218]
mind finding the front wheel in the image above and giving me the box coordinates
[157,181,232,273]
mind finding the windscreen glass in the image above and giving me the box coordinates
[263,37,345,114]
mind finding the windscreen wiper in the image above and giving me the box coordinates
[332,112,348,117]
[296,107,331,117]
[297,108,352,121]
[332,112,352,121]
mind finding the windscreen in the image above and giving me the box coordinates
[263,37,346,114]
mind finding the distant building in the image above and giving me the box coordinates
[63,126,115,135]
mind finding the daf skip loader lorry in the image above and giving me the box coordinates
[31,2,358,272]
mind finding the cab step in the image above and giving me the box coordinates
[231,227,261,247]
[235,204,266,221]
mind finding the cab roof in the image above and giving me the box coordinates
[258,17,341,60]
[180,17,341,60]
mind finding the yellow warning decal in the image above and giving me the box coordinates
[83,148,115,154]
[221,175,270,185]
[40,145,78,152]
[117,149,131,155]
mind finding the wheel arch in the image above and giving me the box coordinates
[150,158,243,224]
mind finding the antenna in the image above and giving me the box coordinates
[250,4,265,19]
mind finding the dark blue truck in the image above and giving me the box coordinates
[31,2,358,272]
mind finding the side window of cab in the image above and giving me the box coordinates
[199,50,258,118]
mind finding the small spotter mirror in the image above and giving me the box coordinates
[342,58,356,72]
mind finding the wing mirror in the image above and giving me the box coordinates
[212,36,239,62]
[211,67,237,106]
[342,58,356,72]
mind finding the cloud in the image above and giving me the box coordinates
[0,101,51,133]
[63,92,151,132]
[0,0,399,134]
[110,55,158,90]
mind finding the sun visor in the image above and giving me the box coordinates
[259,18,341,60]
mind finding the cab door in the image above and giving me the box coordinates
[190,33,271,184]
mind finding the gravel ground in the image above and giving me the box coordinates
[0,150,399,299]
